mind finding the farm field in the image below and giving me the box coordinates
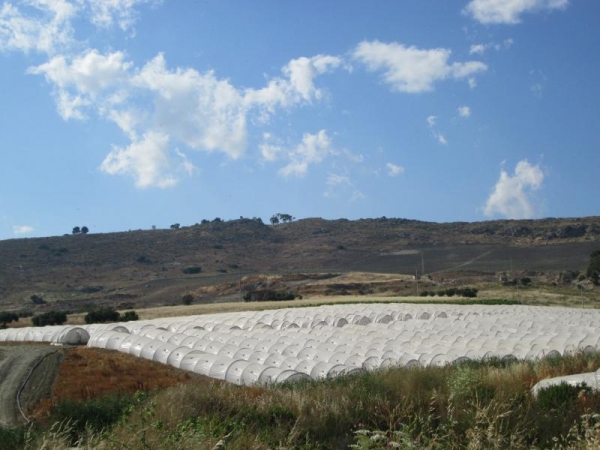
[3,302,600,449]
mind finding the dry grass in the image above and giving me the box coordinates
[30,347,211,422]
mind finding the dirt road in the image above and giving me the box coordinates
[0,344,63,427]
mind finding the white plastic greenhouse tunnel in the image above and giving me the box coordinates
[3,304,600,386]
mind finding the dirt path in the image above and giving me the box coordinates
[0,344,63,427]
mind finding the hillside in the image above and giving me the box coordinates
[0,216,599,311]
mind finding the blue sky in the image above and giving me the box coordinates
[1,0,599,239]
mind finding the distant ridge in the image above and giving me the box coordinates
[1,216,598,309]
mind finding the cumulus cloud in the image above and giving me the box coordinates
[244,54,342,118]
[279,130,334,178]
[28,44,342,187]
[259,132,284,161]
[484,160,544,219]
[386,163,405,177]
[12,224,34,235]
[353,40,487,93]
[100,131,184,188]
[28,49,132,119]
[464,0,569,25]
[458,106,471,117]
[0,1,151,55]
[0,0,77,54]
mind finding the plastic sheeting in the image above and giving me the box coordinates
[4,304,600,386]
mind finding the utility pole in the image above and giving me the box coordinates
[415,266,419,296]
[421,251,425,277]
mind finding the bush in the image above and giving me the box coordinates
[536,382,591,411]
[587,250,600,286]
[119,311,139,322]
[85,308,120,324]
[136,255,151,264]
[182,294,194,305]
[50,394,136,444]
[30,294,47,305]
[0,312,18,328]
[520,277,532,285]
[32,311,67,326]
[182,266,202,274]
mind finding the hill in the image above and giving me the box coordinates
[0,216,599,311]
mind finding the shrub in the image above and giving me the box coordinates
[119,311,139,322]
[30,294,47,305]
[217,268,227,273]
[536,382,591,411]
[50,394,136,444]
[0,312,18,328]
[85,308,120,324]
[182,266,202,274]
[136,255,151,264]
[17,310,33,318]
[32,311,67,326]
[170,223,180,229]
[182,294,194,305]
[588,250,600,285]
[213,244,223,249]
[228,263,240,269]
[419,291,429,297]
[520,277,532,285]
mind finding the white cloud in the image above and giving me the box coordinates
[259,132,283,161]
[464,0,569,25]
[324,173,365,201]
[0,0,77,54]
[386,163,405,177]
[458,106,471,118]
[469,44,487,55]
[427,115,448,145]
[352,40,487,93]
[244,54,342,117]
[28,49,132,119]
[279,130,334,178]
[132,53,248,158]
[470,39,515,55]
[468,77,478,89]
[100,131,183,188]
[484,160,544,219]
[12,224,34,235]
[88,0,152,31]
[0,1,151,55]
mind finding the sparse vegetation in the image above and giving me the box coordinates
[182,266,202,274]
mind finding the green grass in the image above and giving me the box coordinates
[10,351,600,449]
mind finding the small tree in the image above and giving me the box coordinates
[270,215,279,225]
[32,311,67,326]
[119,311,139,322]
[72,226,81,234]
[85,308,120,324]
[0,312,18,328]
[587,250,600,286]
[81,226,89,234]
[170,223,180,229]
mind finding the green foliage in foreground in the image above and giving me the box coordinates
[5,352,600,449]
